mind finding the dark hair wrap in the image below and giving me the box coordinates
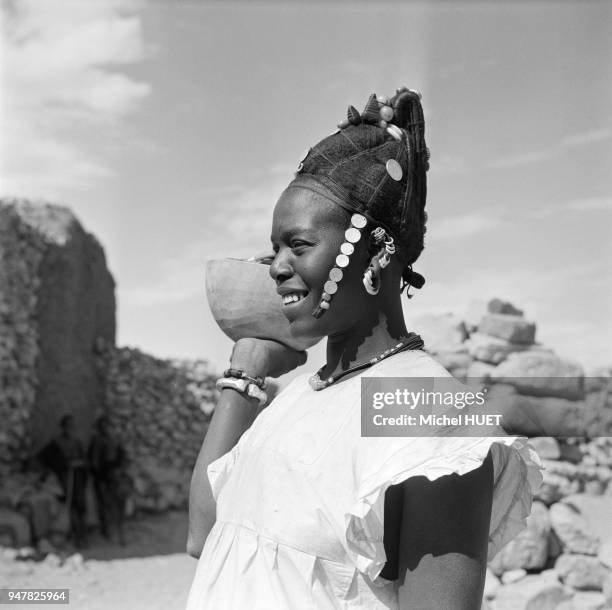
[290,89,429,270]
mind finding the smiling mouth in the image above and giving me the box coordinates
[281,291,309,307]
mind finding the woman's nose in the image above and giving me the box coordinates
[269,250,294,283]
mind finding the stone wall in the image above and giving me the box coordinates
[0,199,116,467]
[94,344,215,512]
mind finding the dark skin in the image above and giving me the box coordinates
[188,187,494,608]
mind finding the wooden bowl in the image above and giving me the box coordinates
[205,258,321,351]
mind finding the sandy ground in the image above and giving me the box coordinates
[0,511,197,610]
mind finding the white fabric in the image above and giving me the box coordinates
[186,350,542,609]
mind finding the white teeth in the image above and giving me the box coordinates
[282,293,305,305]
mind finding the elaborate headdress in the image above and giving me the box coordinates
[285,87,430,318]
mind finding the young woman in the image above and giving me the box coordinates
[186,88,541,609]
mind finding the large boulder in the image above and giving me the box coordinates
[562,494,612,546]
[555,554,610,591]
[485,385,584,438]
[0,199,116,463]
[465,332,529,364]
[558,592,608,609]
[412,313,468,354]
[492,574,571,609]
[487,298,524,317]
[492,352,585,400]
[529,437,562,460]
[550,501,600,555]
[467,360,497,382]
[434,351,472,377]
[478,314,536,345]
[535,471,580,505]
[490,502,551,574]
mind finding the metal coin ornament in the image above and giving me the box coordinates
[351,213,367,229]
[324,280,338,295]
[340,242,354,255]
[313,213,366,318]
[386,159,403,181]
[329,267,343,282]
[345,227,361,243]
[335,254,349,268]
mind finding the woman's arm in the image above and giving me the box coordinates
[397,452,494,610]
[186,338,307,558]
[186,387,260,558]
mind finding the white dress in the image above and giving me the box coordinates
[186,350,542,609]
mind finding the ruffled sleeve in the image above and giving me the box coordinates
[344,436,543,582]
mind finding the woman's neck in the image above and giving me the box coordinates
[322,308,411,380]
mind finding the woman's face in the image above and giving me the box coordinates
[270,187,375,340]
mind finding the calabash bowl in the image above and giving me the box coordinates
[205,258,321,351]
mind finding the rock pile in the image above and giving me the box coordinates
[413,300,612,609]
[94,343,215,513]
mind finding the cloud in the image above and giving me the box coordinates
[486,125,611,170]
[428,212,498,242]
[525,196,612,218]
[560,128,612,148]
[120,174,288,307]
[486,150,555,170]
[0,0,150,198]
[564,197,612,212]
[430,154,468,175]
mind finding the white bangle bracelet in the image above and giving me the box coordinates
[216,377,267,407]
[216,377,249,393]
[246,382,268,407]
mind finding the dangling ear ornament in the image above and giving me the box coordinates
[363,231,395,294]
[378,236,395,269]
[363,266,380,295]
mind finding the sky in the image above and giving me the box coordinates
[2,0,611,380]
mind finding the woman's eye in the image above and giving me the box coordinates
[291,241,309,250]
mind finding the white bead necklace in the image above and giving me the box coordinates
[308,333,424,391]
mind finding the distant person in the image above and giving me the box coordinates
[14,461,67,549]
[39,414,89,548]
[88,416,129,545]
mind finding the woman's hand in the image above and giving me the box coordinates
[230,338,308,379]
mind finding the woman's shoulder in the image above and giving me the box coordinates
[369,348,453,379]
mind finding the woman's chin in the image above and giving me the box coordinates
[286,316,325,342]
